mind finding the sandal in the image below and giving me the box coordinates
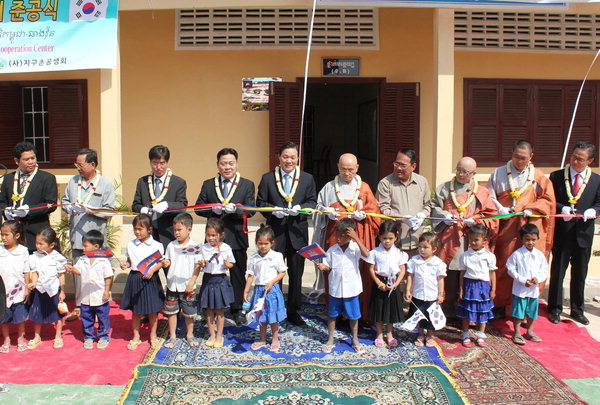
[524,333,542,342]
[269,341,281,352]
[213,336,224,348]
[53,338,64,349]
[322,343,335,353]
[425,338,436,348]
[17,343,28,352]
[387,337,398,348]
[0,345,9,353]
[462,338,472,348]
[414,336,425,347]
[205,336,215,347]
[476,337,486,347]
[27,339,42,350]
[512,335,525,345]
[186,337,199,347]
[374,338,386,348]
[250,341,266,350]
[353,344,366,354]
[164,338,177,349]
[127,339,142,351]
[150,338,161,349]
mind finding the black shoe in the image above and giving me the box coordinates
[287,314,306,326]
[235,312,247,326]
[140,315,149,324]
[548,313,561,324]
[570,313,590,325]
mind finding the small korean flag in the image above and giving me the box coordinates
[70,0,109,22]
[245,297,266,326]
[426,302,447,331]
[400,307,426,332]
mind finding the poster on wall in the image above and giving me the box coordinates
[0,0,119,73]
[242,77,282,111]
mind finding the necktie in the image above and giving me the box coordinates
[222,178,230,197]
[573,173,582,195]
[284,174,292,194]
[19,173,29,194]
[154,177,162,197]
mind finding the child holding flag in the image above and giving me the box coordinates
[316,218,369,354]
[120,214,165,350]
[65,230,114,349]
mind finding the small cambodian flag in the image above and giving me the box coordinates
[296,243,326,261]
[136,250,163,276]
[84,247,114,258]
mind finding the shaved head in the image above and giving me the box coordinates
[457,157,476,172]
[455,156,477,184]
[337,153,359,183]
[338,153,358,166]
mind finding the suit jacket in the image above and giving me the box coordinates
[256,169,317,250]
[132,174,188,248]
[195,176,256,250]
[550,168,600,248]
[0,170,57,252]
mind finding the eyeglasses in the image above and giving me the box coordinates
[150,160,168,167]
[393,162,410,169]
[455,168,474,176]
[218,161,237,168]
[74,162,90,169]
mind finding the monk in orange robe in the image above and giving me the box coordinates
[312,153,381,320]
[487,141,555,315]
[431,157,499,319]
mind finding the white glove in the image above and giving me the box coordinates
[352,210,367,221]
[287,205,301,216]
[4,209,15,221]
[153,201,169,214]
[140,206,152,215]
[211,205,223,215]
[272,207,288,219]
[583,208,596,222]
[409,212,425,231]
[63,205,74,215]
[223,203,237,214]
[443,213,456,226]
[326,211,339,221]
[464,217,475,227]
[522,209,533,217]
[13,204,29,218]
[499,206,511,215]
[72,204,87,214]
[561,205,574,222]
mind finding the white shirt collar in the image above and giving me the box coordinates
[153,172,168,183]
[134,236,155,246]
[253,249,276,260]
[280,167,295,178]
[569,166,588,179]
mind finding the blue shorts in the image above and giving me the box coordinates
[328,295,361,320]
[511,295,539,320]
[163,289,198,317]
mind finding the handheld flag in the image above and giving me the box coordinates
[387,274,396,298]
[136,250,163,276]
[7,283,24,307]
[426,302,447,330]
[400,307,427,332]
[245,296,266,326]
[84,247,114,258]
[297,243,326,261]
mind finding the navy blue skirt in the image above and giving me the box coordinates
[457,278,494,323]
[29,289,65,324]
[252,284,287,324]
[199,273,234,309]
[1,302,28,324]
[119,271,165,315]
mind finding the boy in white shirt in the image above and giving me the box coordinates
[506,224,548,345]
[161,213,202,348]
[317,218,369,354]
[65,230,114,349]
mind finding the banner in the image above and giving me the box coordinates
[317,0,567,9]
[0,0,119,73]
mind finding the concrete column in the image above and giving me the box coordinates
[433,9,455,186]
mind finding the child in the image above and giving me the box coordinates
[120,214,165,350]
[65,230,113,349]
[244,225,287,352]
[316,218,369,354]
[365,221,407,348]
[198,217,235,348]
[506,224,548,345]
[405,232,447,348]
[27,227,68,349]
[161,213,202,348]
[456,224,496,347]
[0,220,30,353]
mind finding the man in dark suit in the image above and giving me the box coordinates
[257,141,317,326]
[195,147,255,325]
[132,145,188,249]
[0,142,57,253]
[548,141,600,325]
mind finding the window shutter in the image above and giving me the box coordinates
[379,82,420,180]
[269,81,301,169]
[47,81,87,165]
[0,83,23,167]
[465,84,499,164]
[500,86,530,161]
[564,83,597,154]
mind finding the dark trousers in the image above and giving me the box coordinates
[548,243,591,317]
[81,302,111,341]
[229,249,248,312]
[275,232,306,317]
[442,269,461,319]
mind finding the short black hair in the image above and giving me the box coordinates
[1,220,26,245]
[335,217,356,233]
[83,229,104,247]
[13,141,37,159]
[256,224,275,244]
[37,227,61,253]
[148,145,170,162]
[398,149,417,164]
[206,217,225,238]
[418,231,438,250]
[278,141,299,155]
[217,148,238,161]
[513,140,534,153]
[173,212,193,228]
[573,141,597,159]
[378,221,398,237]
[133,213,153,230]
[467,224,492,241]
[77,148,98,166]
[519,223,539,238]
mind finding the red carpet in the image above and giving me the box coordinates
[493,302,600,380]
[0,301,160,385]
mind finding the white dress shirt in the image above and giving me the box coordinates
[406,255,447,301]
[0,245,29,306]
[364,244,408,278]
[75,256,113,306]
[458,248,497,281]
[246,249,287,285]
[29,250,67,296]
[202,242,235,275]
[126,236,164,270]
[506,246,548,298]
[322,241,364,298]
[164,239,202,291]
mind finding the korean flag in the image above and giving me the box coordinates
[70,0,109,22]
